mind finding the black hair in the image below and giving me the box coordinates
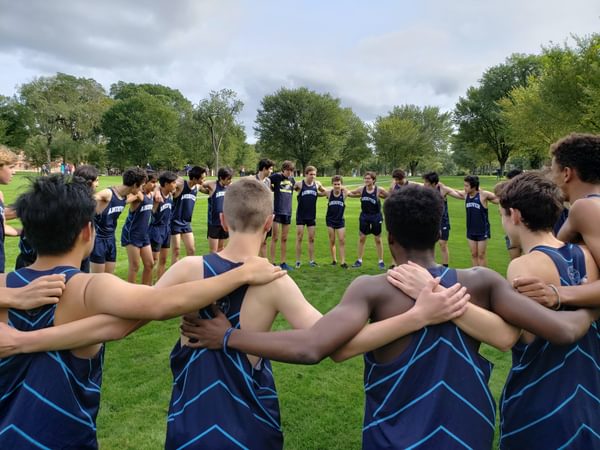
[146,170,157,182]
[123,167,147,187]
[464,175,480,190]
[159,171,177,187]
[218,167,234,180]
[384,185,443,250]
[551,133,600,183]
[422,171,439,185]
[72,165,99,184]
[188,166,207,181]
[257,158,275,172]
[15,175,96,256]
[506,169,523,180]
[392,169,405,180]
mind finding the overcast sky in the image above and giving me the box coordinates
[1,0,599,141]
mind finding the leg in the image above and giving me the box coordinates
[307,226,316,262]
[295,225,305,264]
[90,262,105,274]
[327,227,337,263]
[125,245,141,283]
[140,245,154,286]
[280,224,290,263]
[438,239,449,265]
[477,239,489,267]
[467,239,479,266]
[171,234,181,264]
[157,248,169,280]
[181,232,195,257]
[217,238,227,252]
[374,234,384,261]
[357,233,367,260]
[270,222,280,263]
[337,228,346,265]
[208,237,219,253]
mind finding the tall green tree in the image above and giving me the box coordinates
[330,108,371,174]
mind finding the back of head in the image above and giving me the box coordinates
[73,165,99,184]
[15,175,96,256]
[188,166,207,181]
[123,167,147,187]
[223,179,272,232]
[0,145,17,167]
[218,167,233,181]
[159,170,177,186]
[551,133,600,183]
[422,171,439,185]
[464,175,479,190]
[499,171,563,232]
[384,185,443,250]
[506,169,523,180]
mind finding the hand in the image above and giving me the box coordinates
[412,278,469,326]
[153,190,163,203]
[15,274,66,310]
[181,307,232,349]
[0,322,22,357]
[512,276,558,308]
[240,256,286,285]
[387,261,434,299]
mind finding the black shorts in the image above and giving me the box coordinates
[467,233,490,242]
[171,220,193,235]
[359,217,382,236]
[326,220,345,230]
[274,214,291,225]
[296,217,316,227]
[90,236,117,264]
[207,224,229,240]
[440,223,450,241]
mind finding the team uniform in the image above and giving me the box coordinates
[166,253,282,449]
[0,199,5,273]
[270,172,295,225]
[359,186,383,236]
[438,186,451,241]
[465,192,490,241]
[296,181,318,227]
[121,193,153,248]
[326,191,346,229]
[256,175,273,238]
[207,182,229,240]
[500,244,600,450]
[171,181,198,235]
[362,266,495,449]
[149,192,173,253]
[0,266,103,449]
[90,188,126,264]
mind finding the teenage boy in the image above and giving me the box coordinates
[121,171,157,285]
[170,166,208,263]
[204,167,233,253]
[270,161,295,270]
[0,146,22,272]
[348,171,389,269]
[294,165,326,268]
[149,171,177,281]
[0,175,284,450]
[390,168,410,191]
[325,175,349,268]
[254,158,275,257]
[90,167,147,274]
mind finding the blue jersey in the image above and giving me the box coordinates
[465,192,490,239]
[500,244,600,450]
[207,182,227,227]
[362,267,495,450]
[296,180,318,222]
[326,191,345,226]
[270,172,295,216]
[0,266,103,449]
[121,192,153,246]
[437,185,450,228]
[172,180,198,225]
[0,198,5,273]
[166,253,283,450]
[150,191,173,229]
[360,186,381,219]
[95,188,126,238]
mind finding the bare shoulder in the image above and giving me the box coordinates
[507,252,558,283]
[156,256,205,287]
[456,267,502,304]
[344,273,397,301]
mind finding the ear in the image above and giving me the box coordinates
[509,207,522,225]
[264,214,274,232]
[81,221,94,243]
[220,212,229,232]
[562,166,574,183]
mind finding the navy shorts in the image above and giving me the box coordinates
[0,240,5,273]
[90,236,117,264]
[326,220,345,230]
[296,217,316,227]
[150,226,171,252]
[207,224,229,240]
[171,220,193,235]
[274,214,291,225]
[359,215,382,236]
[440,223,450,241]
[467,233,490,242]
[121,233,151,249]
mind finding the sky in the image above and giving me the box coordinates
[0,0,599,142]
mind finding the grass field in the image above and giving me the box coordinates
[2,173,512,449]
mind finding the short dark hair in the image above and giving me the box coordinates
[384,185,443,251]
[551,133,600,183]
[218,167,234,181]
[257,158,275,172]
[506,169,523,180]
[365,171,377,181]
[188,166,207,181]
[123,167,147,187]
[499,172,563,232]
[73,165,99,185]
[15,175,96,256]
[422,171,439,185]
[159,171,177,187]
[282,161,295,171]
[146,170,157,183]
[331,175,343,183]
[392,169,405,180]
[464,175,480,190]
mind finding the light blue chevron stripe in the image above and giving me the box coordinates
[176,424,249,450]
[0,425,52,450]
[557,423,600,450]
[9,307,54,328]
[405,425,472,450]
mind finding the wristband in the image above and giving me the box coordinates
[223,327,235,351]
[548,284,561,310]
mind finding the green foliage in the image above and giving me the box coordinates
[329,108,371,174]
[0,95,34,148]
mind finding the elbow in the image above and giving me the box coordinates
[294,347,327,365]
[550,324,583,345]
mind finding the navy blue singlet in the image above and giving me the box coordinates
[150,192,173,235]
[172,181,198,225]
[360,186,381,219]
[121,192,153,246]
[296,180,318,222]
[437,185,450,229]
[270,172,294,216]
[500,244,600,450]
[326,190,345,228]
[0,198,5,273]
[95,188,126,239]
[465,192,490,239]
[0,266,103,449]
[166,253,282,450]
[207,182,227,227]
[362,266,495,450]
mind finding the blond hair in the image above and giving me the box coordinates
[0,145,17,167]
[223,178,272,232]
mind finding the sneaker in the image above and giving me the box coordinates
[351,260,362,268]
[295,261,301,269]
[340,263,348,269]
[280,262,294,271]
[309,261,318,267]
[331,260,337,266]
[378,261,386,270]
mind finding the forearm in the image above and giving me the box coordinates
[4,224,20,237]
[453,303,520,351]
[559,281,600,307]
[0,287,19,308]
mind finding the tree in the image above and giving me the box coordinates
[194,89,244,172]
[255,87,346,172]
[330,108,371,175]
[0,95,34,149]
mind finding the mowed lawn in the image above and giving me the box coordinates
[2,173,512,449]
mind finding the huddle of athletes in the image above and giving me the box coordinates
[0,133,600,450]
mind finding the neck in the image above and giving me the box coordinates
[566,182,600,202]
[160,186,170,196]
[218,232,263,262]
[115,185,130,197]
[392,247,438,268]
[29,251,84,271]
[518,230,563,254]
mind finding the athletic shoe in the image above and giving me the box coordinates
[378,261,386,270]
[295,261,301,269]
[309,261,318,267]
[331,260,337,266]
[280,262,294,271]
[351,260,362,268]
[340,263,348,269]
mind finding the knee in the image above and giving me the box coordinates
[308,235,315,244]
[338,237,345,246]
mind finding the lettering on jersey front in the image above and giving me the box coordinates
[181,194,197,201]
[108,206,125,215]
[160,203,172,212]
[215,191,226,198]
[140,204,154,212]
[329,200,344,207]
[466,202,481,209]
[361,196,377,204]
[301,189,317,197]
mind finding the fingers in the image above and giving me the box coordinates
[424,277,441,292]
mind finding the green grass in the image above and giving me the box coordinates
[2,174,511,449]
